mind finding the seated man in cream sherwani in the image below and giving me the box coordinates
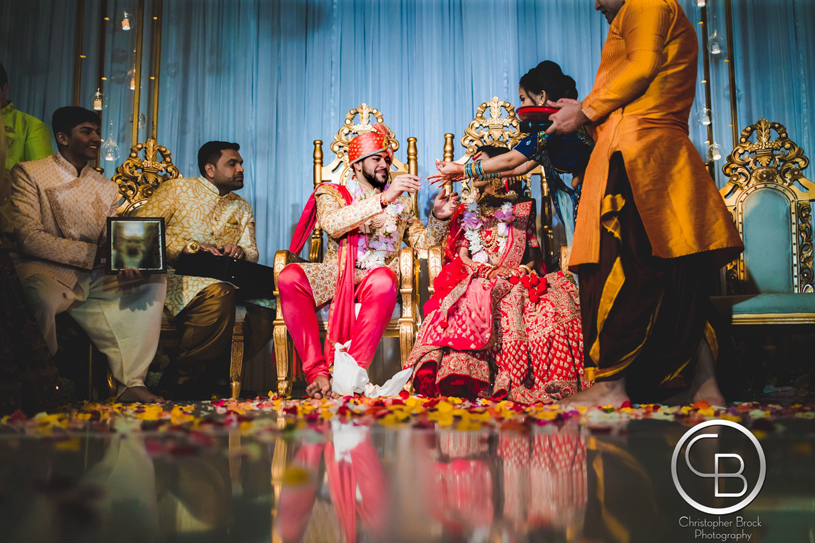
[135,141,273,399]
[10,107,167,403]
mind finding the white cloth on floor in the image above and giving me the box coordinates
[331,341,413,398]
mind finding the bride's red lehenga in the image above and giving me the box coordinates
[405,194,588,403]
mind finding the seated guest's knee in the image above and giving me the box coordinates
[22,275,63,320]
[366,267,398,301]
[200,283,236,311]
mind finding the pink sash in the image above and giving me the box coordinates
[289,184,358,363]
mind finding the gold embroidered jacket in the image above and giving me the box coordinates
[134,176,260,315]
[299,183,449,307]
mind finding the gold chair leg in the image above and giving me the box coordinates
[230,322,245,400]
[399,320,415,369]
[273,324,292,397]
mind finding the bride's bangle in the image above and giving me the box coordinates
[518,264,532,276]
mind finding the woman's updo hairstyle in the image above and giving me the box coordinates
[519,61,578,102]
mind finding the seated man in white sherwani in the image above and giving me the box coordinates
[10,107,166,403]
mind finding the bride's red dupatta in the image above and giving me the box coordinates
[423,203,469,315]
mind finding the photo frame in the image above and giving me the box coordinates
[106,217,167,274]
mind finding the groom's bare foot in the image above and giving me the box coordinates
[558,379,629,409]
[118,386,163,404]
[306,375,339,400]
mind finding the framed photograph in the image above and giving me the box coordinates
[106,217,167,274]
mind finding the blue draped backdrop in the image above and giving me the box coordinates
[2,0,814,265]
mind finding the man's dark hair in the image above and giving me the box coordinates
[51,107,100,144]
[0,63,8,87]
[476,145,511,159]
[198,141,240,177]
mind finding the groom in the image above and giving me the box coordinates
[278,124,459,398]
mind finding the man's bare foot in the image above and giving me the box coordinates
[558,380,629,409]
[118,386,163,403]
[663,338,726,406]
[306,375,339,400]
[686,338,725,406]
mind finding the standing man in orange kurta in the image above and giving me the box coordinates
[546,0,743,407]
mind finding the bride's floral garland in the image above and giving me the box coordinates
[462,201,514,264]
[348,176,404,270]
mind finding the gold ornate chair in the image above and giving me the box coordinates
[711,118,815,325]
[272,104,422,397]
[112,140,250,399]
[428,97,555,292]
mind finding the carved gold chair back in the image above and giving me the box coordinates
[442,96,554,260]
[720,118,815,296]
[112,139,181,216]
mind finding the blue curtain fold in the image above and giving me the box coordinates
[2,0,814,265]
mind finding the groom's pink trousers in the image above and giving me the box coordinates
[277,264,398,383]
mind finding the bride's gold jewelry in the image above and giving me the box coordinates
[186,240,200,254]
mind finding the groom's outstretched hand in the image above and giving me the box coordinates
[433,189,461,219]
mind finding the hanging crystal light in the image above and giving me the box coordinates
[697,107,712,126]
[708,142,723,161]
[101,120,120,162]
[707,7,727,58]
[90,88,104,111]
[697,0,706,6]
[121,11,132,31]
[130,112,147,130]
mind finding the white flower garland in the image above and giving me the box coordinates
[462,201,513,264]
[347,176,403,270]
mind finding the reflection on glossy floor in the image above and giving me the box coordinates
[1,406,814,543]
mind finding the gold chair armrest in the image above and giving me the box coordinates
[427,245,443,297]
[398,246,415,321]
[274,250,307,320]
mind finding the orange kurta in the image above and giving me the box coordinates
[569,0,742,270]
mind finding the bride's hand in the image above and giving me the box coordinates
[427,159,465,186]
[487,266,513,280]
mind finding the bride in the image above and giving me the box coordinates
[405,146,588,403]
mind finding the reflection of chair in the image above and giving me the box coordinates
[112,140,249,399]
[430,97,555,291]
[711,119,815,325]
[272,104,421,397]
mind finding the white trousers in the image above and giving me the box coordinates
[22,269,166,391]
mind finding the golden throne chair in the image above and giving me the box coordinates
[711,118,815,325]
[428,97,557,292]
[272,104,422,397]
[113,139,251,399]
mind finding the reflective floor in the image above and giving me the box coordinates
[1,405,814,543]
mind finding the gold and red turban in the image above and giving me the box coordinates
[348,123,394,164]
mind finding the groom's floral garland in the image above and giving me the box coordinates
[462,201,514,264]
[348,176,403,270]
